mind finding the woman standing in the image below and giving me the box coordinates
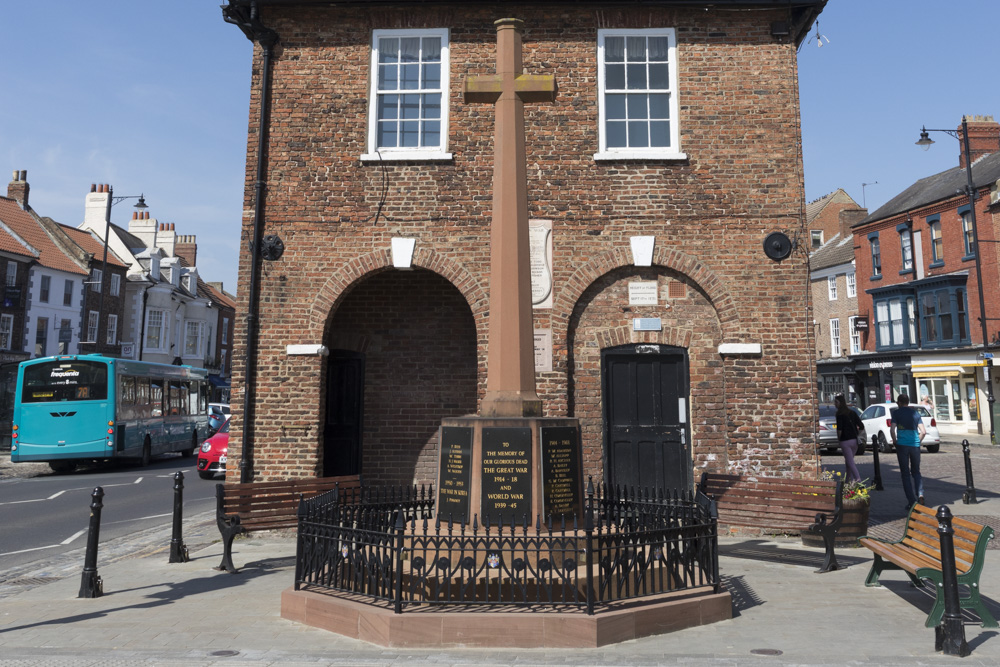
[834,394,864,482]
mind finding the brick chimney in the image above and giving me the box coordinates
[7,170,28,210]
[958,115,1000,169]
[839,207,868,240]
[175,234,197,267]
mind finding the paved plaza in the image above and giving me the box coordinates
[1,436,1000,665]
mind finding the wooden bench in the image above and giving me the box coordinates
[860,503,997,628]
[215,474,362,572]
[698,472,844,573]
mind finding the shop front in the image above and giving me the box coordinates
[817,359,859,406]
[911,352,987,436]
[854,355,912,409]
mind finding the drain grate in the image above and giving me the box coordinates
[2,576,62,586]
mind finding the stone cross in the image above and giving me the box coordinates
[465,18,556,418]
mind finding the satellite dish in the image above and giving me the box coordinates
[763,232,793,261]
[260,234,285,261]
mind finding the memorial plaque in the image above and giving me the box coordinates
[541,426,583,520]
[529,219,553,309]
[438,427,473,522]
[481,427,532,523]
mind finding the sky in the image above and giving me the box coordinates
[2,1,998,297]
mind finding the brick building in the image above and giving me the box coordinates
[223,0,826,485]
[852,116,1000,437]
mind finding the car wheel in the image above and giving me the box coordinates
[877,432,891,453]
[926,444,940,453]
[856,438,866,456]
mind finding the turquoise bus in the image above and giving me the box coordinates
[11,355,211,472]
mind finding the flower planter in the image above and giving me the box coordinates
[801,498,870,549]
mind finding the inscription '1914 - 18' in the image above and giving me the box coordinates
[481,427,532,522]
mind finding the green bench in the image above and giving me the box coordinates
[860,503,996,628]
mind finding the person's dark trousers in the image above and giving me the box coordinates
[895,444,923,506]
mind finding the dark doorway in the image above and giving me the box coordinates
[601,344,690,491]
[323,350,364,477]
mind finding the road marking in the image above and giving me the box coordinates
[61,529,86,545]
[0,529,86,556]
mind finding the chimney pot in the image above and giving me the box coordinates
[19,170,27,181]
[132,211,137,220]
[90,184,96,192]
[11,171,18,182]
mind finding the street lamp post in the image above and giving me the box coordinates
[917,118,995,443]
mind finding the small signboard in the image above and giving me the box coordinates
[540,426,583,521]
[438,427,473,523]
[628,281,658,306]
[481,427,532,523]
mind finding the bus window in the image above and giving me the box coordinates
[150,379,164,417]
[187,382,200,415]
[119,376,136,420]
[22,360,108,402]
[168,381,187,415]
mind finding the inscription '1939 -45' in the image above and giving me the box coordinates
[481,427,532,523]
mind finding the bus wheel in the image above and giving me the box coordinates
[49,461,77,474]
[140,439,152,467]
[180,434,197,458]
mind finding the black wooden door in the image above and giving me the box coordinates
[323,350,364,477]
[601,345,690,492]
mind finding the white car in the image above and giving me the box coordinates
[859,402,942,454]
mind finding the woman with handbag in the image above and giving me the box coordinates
[834,394,864,482]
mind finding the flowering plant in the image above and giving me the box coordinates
[821,470,874,504]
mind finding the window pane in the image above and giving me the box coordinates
[626,64,647,89]
[378,64,397,90]
[378,121,398,148]
[379,38,399,63]
[400,120,419,147]
[422,121,440,147]
[627,121,649,148]
[400,94,420,119]
[649,121,670,147]
[606,120,627,147]
[648,93,669,119]
[422,36,441,61]
[606,94,626,119]
[648,63,669,89]
[379,94,399,120]
[400,37,420,62]
[626,94,648,119]
[422,93,440,118]
[605,37,624,62]
[626,36,645,60]
[422,63,440,88]
[648,36,669,61]
[605,64,625,90]
[400,63,420,89]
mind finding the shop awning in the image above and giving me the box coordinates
[208,374,230,388]
[912,371,962,378]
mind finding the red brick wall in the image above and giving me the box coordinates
[227,4,818,483]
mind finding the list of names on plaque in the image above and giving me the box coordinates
[437,427,472,522]
[481,427,533,522]
[541,426,583,520]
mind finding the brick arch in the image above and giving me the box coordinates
[551,246,741,341]
[308,247,489,334]
[595,324,696,350]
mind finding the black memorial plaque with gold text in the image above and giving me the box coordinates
[481,427,532,523]
[437,426,472,523]
[541,426,583,520]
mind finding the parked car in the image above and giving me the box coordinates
[860,402,942,453]
[208,402,231,433]
[817,404,867,455]
[197,418,230,479]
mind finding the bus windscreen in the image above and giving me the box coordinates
[22,360,109,402]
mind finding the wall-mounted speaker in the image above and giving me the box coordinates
[763,232,793,261]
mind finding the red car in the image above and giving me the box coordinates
[197,418,229,479]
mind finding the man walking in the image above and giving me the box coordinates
[890,394,927,512]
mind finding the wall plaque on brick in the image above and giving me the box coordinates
[628,280,658,305]
[541,426,583,521]
[481,427,532,523]
[438,426,472,523]
[534,328,552,372]
[529,219,553,309]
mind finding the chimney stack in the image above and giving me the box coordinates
[175,234,198,267]
[958,115,1000,169]
[7,170,29,210]
[84,182,112,227]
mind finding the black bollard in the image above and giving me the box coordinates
[934,506,970,656]
[871,435,884,491]
[78,487,105,598]
[962,439,978,505]
[169,471,190,563]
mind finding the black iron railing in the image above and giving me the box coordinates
[294,479,720,614]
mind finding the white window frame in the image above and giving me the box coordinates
[811,230,823,249]
[827,276,837,301]
[596,28,684,161]
[86,311,99,342]
[145,309,167,352]
[829,318,841,357]
[90,268,102,292]
[5,262,16,287]
[0,314,12,350]
[184,320,205,357]
[849,316,862,355]
[900,229,913,271]
[363,28,451,162]
[110,273,121,297]
[962,211,975,256]
[877,301,890,345]
[106,314,118,345]
[846,271,856,298]
[222,317,229,345]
